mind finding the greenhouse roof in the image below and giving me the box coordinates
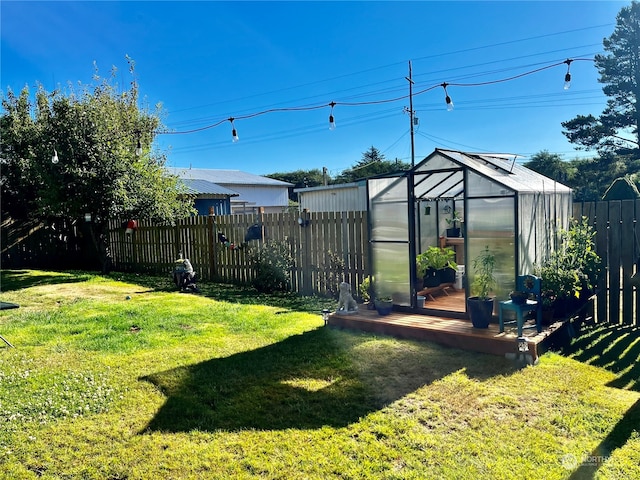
[413,149,572,198]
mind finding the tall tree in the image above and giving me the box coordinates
[524,150,576,184]
[266,169,327,202]
[562,1,640,156]
[1,65,194,271]
[334,146,410,184]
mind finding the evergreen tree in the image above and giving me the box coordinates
[524,150,576,184]
[334,146,410,184]
[562,1,640,156]
[266,169,326,201]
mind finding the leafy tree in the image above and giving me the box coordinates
[524,150,633,201]
[266,169,327,201]
[561,1,640,156]
[0,65,194,271]
[334,146,410,184]
[524,150,576,184]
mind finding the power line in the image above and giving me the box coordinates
[158,57,595,137]
[167,23,612,114]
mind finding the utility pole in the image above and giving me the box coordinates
[406,60,416,169]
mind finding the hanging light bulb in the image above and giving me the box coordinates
[135,138,143,156]
[229,118,239,143]
[328,101,336,130]
[441,83,454,111]
[563,59,573,90]
[51,148,59,164]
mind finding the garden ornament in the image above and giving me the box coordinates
[337,282,359,314]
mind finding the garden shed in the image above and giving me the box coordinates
[368,148,572,317]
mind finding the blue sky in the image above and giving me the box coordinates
[1,1,628,176]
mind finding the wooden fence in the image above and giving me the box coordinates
[0,217,97,270]
[2,201,638,325]
[107,210,370,297]
[572,200,639,326]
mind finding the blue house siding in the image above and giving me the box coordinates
[194,198,232,215]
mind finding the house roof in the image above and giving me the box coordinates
[293,180,366,193]
[179,178,239,197]
[413,149,572,198]
[167,167,293,187]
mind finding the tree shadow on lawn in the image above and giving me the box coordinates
[140,327,517,433]
[562,323,640,392]
[0,269,93,292]
[561,323,640,479]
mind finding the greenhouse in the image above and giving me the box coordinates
[367,148,573,317]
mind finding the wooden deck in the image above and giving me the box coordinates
[329,306,575,364]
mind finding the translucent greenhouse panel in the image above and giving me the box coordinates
[517,193,540,274]
[415,154,459,173]
[467,170,514,197]
[414,170,463,199]
[369,176,411,306]
[372,242,411,306]
[369,177,409,242]
[416,199,438,253]
[369,176,407,202]
[517,190,573,273]
[466,197,515,302]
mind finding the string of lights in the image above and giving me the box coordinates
[165,23,610,117]
[163,48,599,130]
[46,56,598,165]
[156,58,595,142]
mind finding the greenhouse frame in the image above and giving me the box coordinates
[367,149,573,317]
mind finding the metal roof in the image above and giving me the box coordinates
[179,178,239,196]
[413,149,572,198]
[167,167,294,187]
[293,180,366,193]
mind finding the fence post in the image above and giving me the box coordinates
[301,209,313,295]
[258,207,265,242]
[208,207,218,281]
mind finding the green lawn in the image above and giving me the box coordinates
[0,270,638,479]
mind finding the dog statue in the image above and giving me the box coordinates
[337,281,359,314]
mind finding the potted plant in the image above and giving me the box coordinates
[374,296,393,316]
[416,246,457,287]
[509,275,533,305]
[534,261,578,318]
[417,246,443,287]
[534,218,602,319]
[540,290,557,325]
[467,246,496,328]
[445,210,463,238]
[439,247,458,284]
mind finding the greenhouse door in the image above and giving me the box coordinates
[368,176,412,307]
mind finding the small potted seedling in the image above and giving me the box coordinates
[445,210,463,237]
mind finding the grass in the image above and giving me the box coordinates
[0,269,639,479]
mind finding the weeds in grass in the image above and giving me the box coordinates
[0,270,639,479]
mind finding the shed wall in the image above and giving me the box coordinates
[220,184,290,213]
[298,184,367,212]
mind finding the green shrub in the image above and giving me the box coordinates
[358,275,373,302]
[250,240,294,293]
[535,217,603,303]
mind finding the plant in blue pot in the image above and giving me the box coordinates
[467,246,497,328]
